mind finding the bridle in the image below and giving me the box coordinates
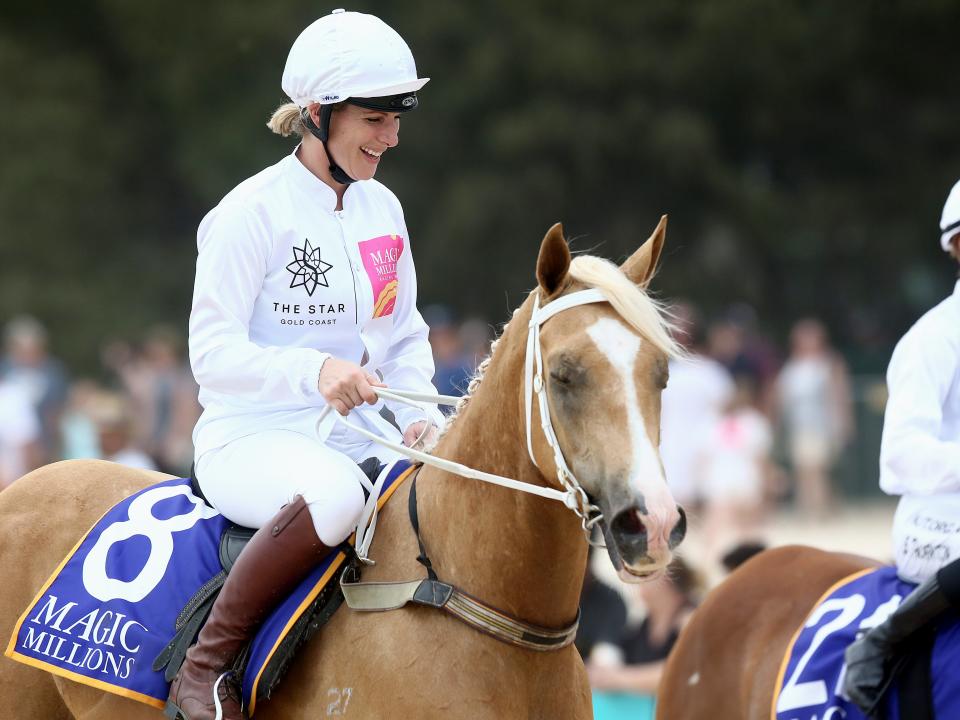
[524,288,608,533]
[319,287,612,561]
[327,287,614,650]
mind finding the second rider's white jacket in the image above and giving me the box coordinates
[882,280,960,581]
[189,149,444,460]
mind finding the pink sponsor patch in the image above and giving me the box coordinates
[358,234,404,318]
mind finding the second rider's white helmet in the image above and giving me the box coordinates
[941,179,960,252]
[282,9,429,109]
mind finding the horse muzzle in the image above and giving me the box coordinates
[599,498,686,583]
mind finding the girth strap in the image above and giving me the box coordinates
[340,575,579,651]
[340,474,580,652]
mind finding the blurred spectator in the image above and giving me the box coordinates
[776,318,854,519]
[103,325,200,475]
[60,379,103,460]
[0,376,41,489]
[724,302,781,414]
[720,541,768,574]
[458,317,494,373]
[699,377,775,558]
[422,305,474,400]
[586,558,702,720]
[1,315,69,465]
[576,553,629,662]
[659,301,734,508]
[706,318,750,378]
[88,391,157,471]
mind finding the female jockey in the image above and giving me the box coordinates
[166,11,444,720]
[844,179,960,714]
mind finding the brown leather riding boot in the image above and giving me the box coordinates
[165,496,334,720]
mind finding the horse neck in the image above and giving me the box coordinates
[420,314,589,628]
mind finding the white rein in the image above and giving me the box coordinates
[320,288,610,562]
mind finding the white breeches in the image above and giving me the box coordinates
[892,494,960,584]
[195,427,402,546]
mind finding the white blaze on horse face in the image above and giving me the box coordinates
[586,318,677,546]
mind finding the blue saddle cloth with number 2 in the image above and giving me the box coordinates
[774,566,960,720]
[4,461,414,716]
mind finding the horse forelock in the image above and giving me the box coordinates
[567,255,683,360]
[434,253,681,446]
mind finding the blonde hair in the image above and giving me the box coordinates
[267,102,305,137]
[267,101,351,137]
[568,255,683,358]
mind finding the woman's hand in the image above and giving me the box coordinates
[319,358,385,416]
[403,420,438,449]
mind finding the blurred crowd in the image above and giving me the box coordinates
[0,300,866,715]
[0,318,202,487]
[0,300,859,529]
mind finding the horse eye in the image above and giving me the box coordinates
[549,369,572,386]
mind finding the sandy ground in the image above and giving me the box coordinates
[762,500,898,561]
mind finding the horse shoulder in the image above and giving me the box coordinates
[259,471,592,719]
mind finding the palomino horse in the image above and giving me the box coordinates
[657,545,878,720]
[0,219,686,719]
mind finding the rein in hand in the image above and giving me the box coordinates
[320,288,613,563]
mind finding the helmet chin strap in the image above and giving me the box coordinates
[300,106,357,186]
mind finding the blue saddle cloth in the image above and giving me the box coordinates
[774,566,960,720]
[4,460,414,715]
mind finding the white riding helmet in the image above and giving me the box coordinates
[282,9,429,109]
[940,179,960,252]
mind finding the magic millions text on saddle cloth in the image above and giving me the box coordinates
[4,463,414,713]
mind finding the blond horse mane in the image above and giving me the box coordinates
[435,254,682,444]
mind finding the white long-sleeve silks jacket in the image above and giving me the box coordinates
[189,150,444,460]
[881,280,960,580]
[881,280,960,497]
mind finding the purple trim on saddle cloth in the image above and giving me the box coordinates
[3,460,415,714]
[244,459,414,716]
[3,477,228,709]
[773,566,960,720]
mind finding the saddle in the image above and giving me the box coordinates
[151,457,382,702]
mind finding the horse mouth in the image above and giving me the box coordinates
[618,565,665,584]
[621,565,662,580]
[596,495,678,583]
[600,518,669,583]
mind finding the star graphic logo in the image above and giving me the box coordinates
[286,239,333,296]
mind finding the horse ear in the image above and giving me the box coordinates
[621,215,667,288]
[536,223,571,295]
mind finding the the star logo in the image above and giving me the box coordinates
[286,239,333,296]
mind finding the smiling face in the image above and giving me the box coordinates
[325,103,401,182]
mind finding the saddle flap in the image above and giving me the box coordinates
[219,525,256,574]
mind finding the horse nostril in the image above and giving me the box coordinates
[611,508,647,539]
[669,505,687,549]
